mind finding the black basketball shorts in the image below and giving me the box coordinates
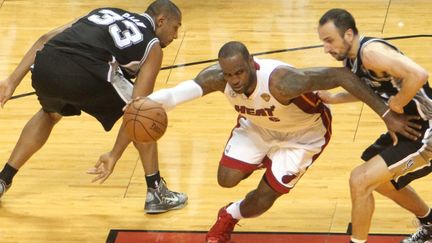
[361,119,432,189]
[31,46,130,131]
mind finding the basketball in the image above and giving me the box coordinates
[123,98,168,143]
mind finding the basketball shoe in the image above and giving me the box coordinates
[206,204,239,243]
[0,179,11,199]
[144,178,187,214]
[401,223,432,243]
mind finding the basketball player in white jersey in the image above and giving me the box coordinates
[94,41,420,243]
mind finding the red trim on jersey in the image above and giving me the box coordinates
[291,92,323,114]
[312,105,332,161]
[292,92,332,153]
[219,154,261,172]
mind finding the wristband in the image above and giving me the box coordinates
[381,108,390,118]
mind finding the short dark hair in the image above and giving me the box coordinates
[218,41,251,61]
[146,0,181,19]
[319,8,358,36]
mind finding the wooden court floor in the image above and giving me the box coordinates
[0,0,431,242]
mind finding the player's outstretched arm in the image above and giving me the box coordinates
[148,63,226,111]
[271,66,421,142]
[0,19,77,108]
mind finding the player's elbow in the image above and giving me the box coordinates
[38,32,58,46]
[418,69,429,85]
[411,69,429,89]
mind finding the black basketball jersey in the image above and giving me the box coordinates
[344,36,432,118]
[46,8,159,81]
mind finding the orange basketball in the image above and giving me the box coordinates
[123,98,168,143]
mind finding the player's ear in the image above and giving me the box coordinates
[344,28,354,42]
[248,55,255,68]
[156,15,167,28]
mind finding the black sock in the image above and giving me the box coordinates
[418,208,432,225]
[145,171,161,189]
[0,163,18,185]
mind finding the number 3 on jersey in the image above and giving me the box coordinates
[88,9,144,49]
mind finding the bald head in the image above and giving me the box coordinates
[146,0,181,20]
[218,41,251,62]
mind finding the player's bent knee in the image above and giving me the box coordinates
[217,166,247,187]
[349,168,367,192]
[46,112,62,124]
[217,176,240,188]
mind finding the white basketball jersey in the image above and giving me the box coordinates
[224,58,329,133]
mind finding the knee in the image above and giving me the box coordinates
[349,167,371,196]
[46,112,62,124]
[217,167,245,188]
[217,172,240,188]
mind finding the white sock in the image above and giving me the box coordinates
[350,237,366,243]
[226,200,243,220]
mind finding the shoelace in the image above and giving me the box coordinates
[410,226,430,241]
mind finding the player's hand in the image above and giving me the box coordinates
[0,79,15,108]
[383,110,422,145]
[122,96,146,111]
[87,152,118,184]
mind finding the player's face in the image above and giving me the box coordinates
[156,14,182,48]
[318,21,352,61]
[219,54,256,96]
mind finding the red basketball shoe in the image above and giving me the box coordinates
[206,204,239,243]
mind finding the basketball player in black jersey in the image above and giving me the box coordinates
[0,0,187,214]
[318,8,432,243]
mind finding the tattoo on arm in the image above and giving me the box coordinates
[302,67,388,116]
[273,66,388,116]
[271,66,310,101]
[194,64,227,95]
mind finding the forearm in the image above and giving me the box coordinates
[392,76,427,108]
[334,69,388,116]
[148,80,203,111]
[110,125,133,159]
